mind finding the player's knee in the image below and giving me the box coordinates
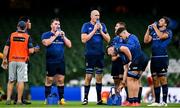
[127,71,141,79]
[46,78,53,85]
[152,76,160,87]
[96,78,102,83]
[159,76,167,85]
[96,74,102,83]
[57,78,64,84]
[85,75,92,81]
[113,77,120,86]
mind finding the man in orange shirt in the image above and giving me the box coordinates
[1,21,34,105]
[13,16,39,105]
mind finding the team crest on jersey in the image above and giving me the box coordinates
[88,27,92,30]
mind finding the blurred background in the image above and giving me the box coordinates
[0,0,180,94]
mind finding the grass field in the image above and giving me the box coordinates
[0,101,180,108]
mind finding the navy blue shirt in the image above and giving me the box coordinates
[110,36,124,46]
[124,34,141,62]
[81,22,107,56]
[150,28,173,57]
[115,34,142,62]
[41,31,65,63]
[111,36,129,64]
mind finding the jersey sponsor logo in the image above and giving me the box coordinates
[152,37,160,40]
[13,37,25,42]
[132,67,138,70]
[52,40,64,44]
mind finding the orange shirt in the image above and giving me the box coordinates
[8,32,30,62]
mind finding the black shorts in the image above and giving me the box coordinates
[150,57,168,76]
[46,61,65,77]
[111,58,124,76]
[85,55,104,74]
[129,52,149,71]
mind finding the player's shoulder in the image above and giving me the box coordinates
[42,31,52,36]
[165,28,172,34]
[83,22,91,26]
[11,31,18,35]
[101,22,107,27]
[113,35,119,39]
[130,34,139,40]
[113,36,121,41]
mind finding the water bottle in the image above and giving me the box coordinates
[149,22,157,30]
[96,19,100,24]
[57,25,61,32]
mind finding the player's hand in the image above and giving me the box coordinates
[117,82,126,92]
[34,45,40,53]
[60,31,65,38]
[152,23,157,28]
[55,31,61,37]
[94,23,102,31]
[1,59,8,70]
[117,84,124,92]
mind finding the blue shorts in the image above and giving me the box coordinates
[150,57,168,76]
[129,52,149,71]
[111,58,124,76]
[46,61,65,77]
[85,55,104,74]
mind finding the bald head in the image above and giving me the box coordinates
[91,10,99,16]
[90,10,100,22]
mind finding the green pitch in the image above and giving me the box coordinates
[0,101,180,108]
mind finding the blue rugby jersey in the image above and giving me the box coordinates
[41,31,65,63]
[81,22,107,56]
[150,28,173,57]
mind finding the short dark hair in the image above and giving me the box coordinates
[19,16,29,23]
[117,22,126,28]
[17,21,26,30]
[162,16,170,27]
[116,27,126,35]
[51,18,60,24]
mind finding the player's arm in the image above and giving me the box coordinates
[61,31,72,48]
[2,46,9,61]
[100,31,110,43]
[117,64,128,92]
[152,24,169,39]
[42,31,60,46]
[122,64,128,83]
[1,45,9,70]
[2,36,10,61]
[119,46,132,62]
[28,36,35,54]
[81,30,96,43]
[81,23,97,43]
[100,24,110,43]
[144,27,152,43]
